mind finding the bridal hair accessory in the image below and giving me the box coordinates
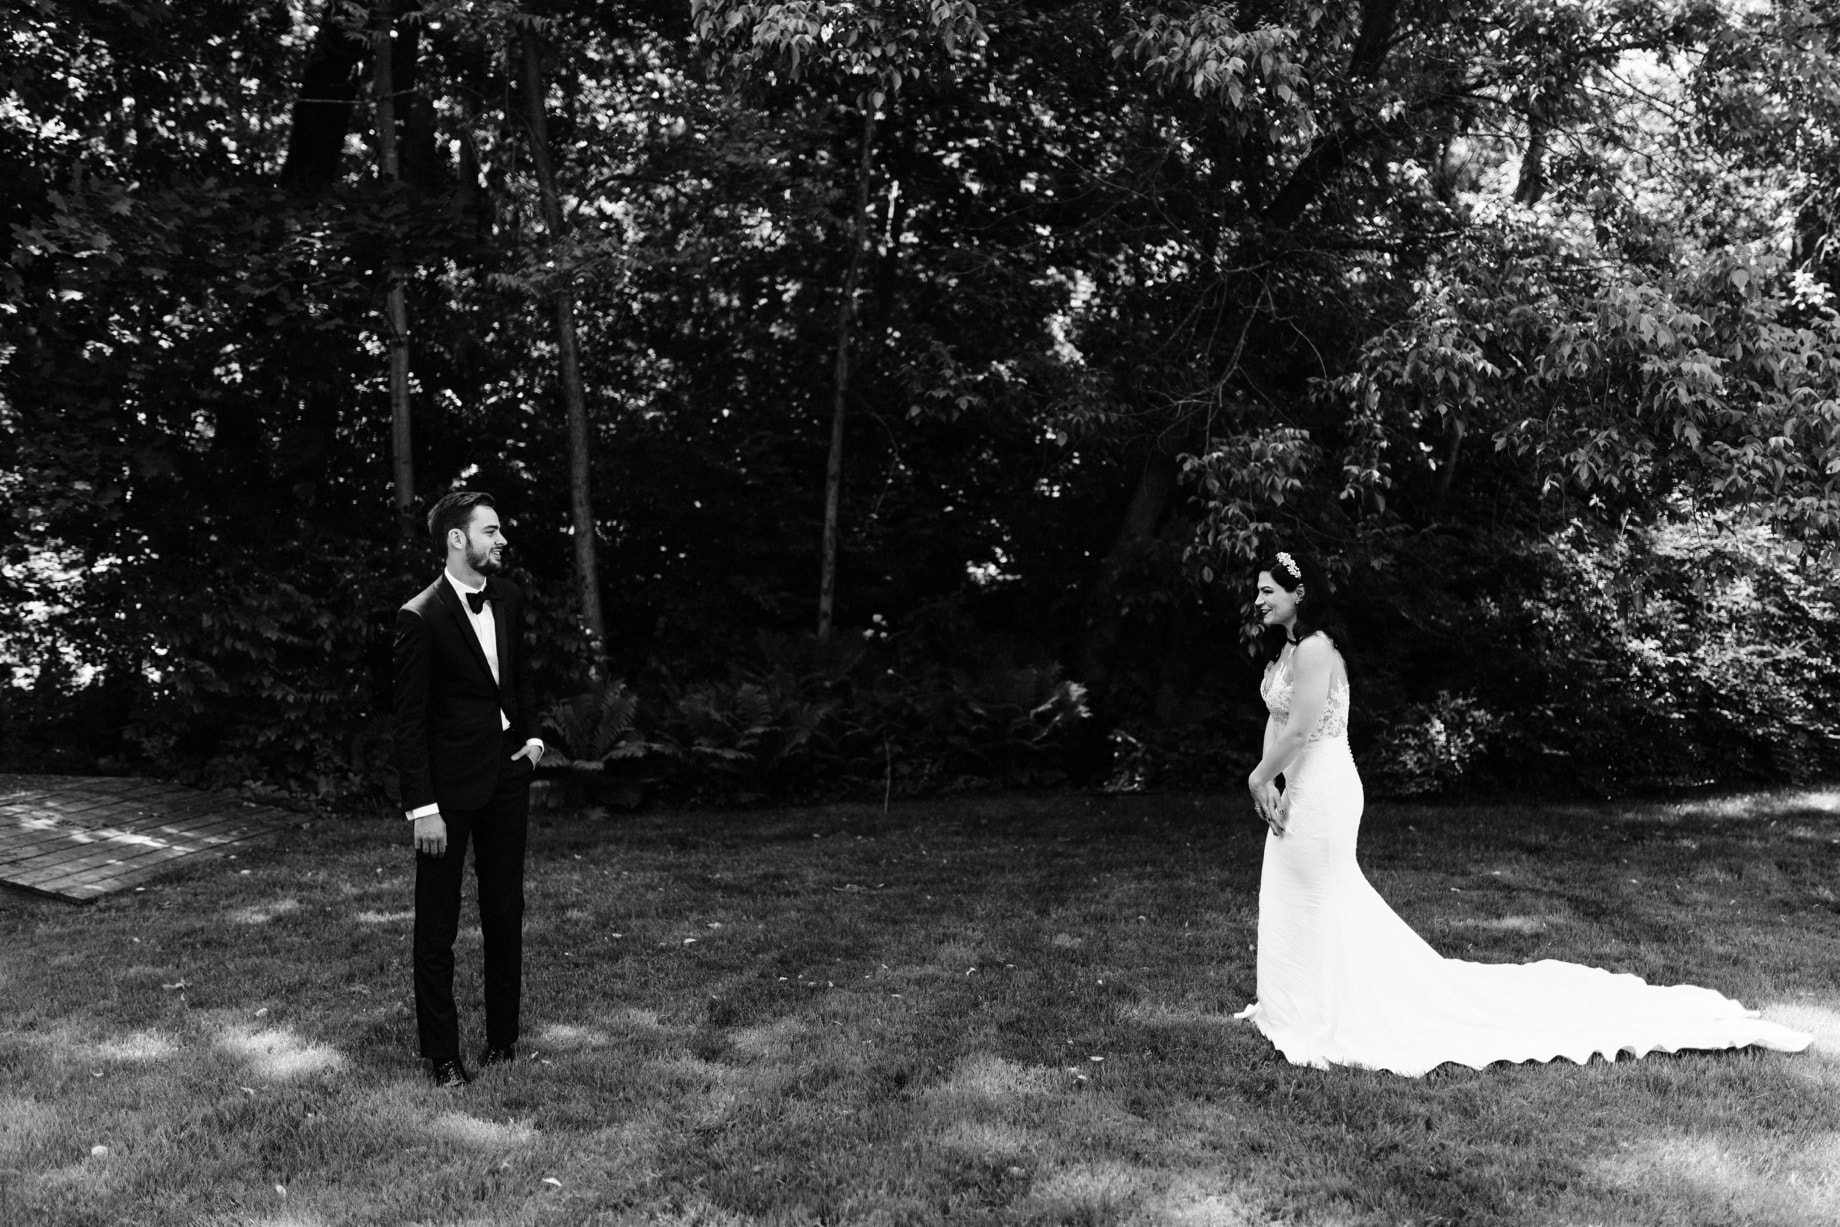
[1274,551,1300,581]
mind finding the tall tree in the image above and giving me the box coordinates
[691,0,986,639]
[516,11,609,668]
[374,0,417,539]
[280,1,368,195]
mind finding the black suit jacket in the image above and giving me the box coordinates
[392,575,539,814]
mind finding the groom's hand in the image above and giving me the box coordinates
[511,742,544,767]
[414,814,448,856]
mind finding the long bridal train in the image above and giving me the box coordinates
[1240,638,1809,1077]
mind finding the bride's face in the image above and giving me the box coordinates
[1254,572,1300,630]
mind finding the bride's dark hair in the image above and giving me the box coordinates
[1257,549,1352,670]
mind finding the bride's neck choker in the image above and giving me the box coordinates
[1285,630,1303,645]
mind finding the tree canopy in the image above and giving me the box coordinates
[5,0,1839,803]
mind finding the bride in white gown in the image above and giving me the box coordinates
[1233,549,1810,1076]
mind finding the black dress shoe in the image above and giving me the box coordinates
[479,1044,516,1068]
[430,1058,472,1088]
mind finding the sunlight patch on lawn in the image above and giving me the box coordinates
[1592,1130,1840,1223]
[228,898,301,925]
[644,1201,752,1227]
[1025,1160,1148,1221]
[353,909,413,924]
[0,1095,55,1159]
[1126,1176,1267,1226]
[539,1007,684,1052]
[1664,788,1840,823]
[426,1110,537,1148]
[92,1029,178,1062]
[1763,1000,1840,1044]
[938,1117,1036,1162]
[535,1021,618,1051]
[728,1016,807,1061]
[27,1148,124,1202]
[930,1053,1057,1101]
[607,1006,685,1036]
[215,1022,345,1079]
[679,1075,742,1133]
[337,878,407,899]
[651,1052,737,1087]
[584,1115,666,1183]
[1117,1002,1234,1028]
[1158,1102,1248,1152]
[1761,1001,1840,1071]
[1444,914,1553,935]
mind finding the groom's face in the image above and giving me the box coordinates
[458,507,506,574]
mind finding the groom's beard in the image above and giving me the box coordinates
[469,542,504,574]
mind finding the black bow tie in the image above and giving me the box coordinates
[465,585,495,614]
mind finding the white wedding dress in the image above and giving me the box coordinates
[1235,635,1811,1076]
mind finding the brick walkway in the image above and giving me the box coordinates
[0,774,297,904]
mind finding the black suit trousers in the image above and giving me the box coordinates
[413,746,532,1061]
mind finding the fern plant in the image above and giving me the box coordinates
[539,681,650,772]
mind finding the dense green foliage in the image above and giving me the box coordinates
[4,0,1839,804]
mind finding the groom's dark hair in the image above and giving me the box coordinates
[427,491,495,548]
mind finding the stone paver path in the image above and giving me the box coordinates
[0,774,297,904]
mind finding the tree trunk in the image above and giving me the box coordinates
[1513,122,1548,206]
[818,106,877,642]
[374,0,416,541]
[1078,433,1184,697]
[280,2,366,194]
[519,24,609,671]
[390,6,445,195]
[1261,0,1406,230]
[1435,413,1465,505]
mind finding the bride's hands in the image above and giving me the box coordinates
[1248,775,1285,836]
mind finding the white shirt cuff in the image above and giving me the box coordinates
[405,741,540,821]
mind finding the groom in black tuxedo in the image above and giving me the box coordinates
[393,491,544,1088]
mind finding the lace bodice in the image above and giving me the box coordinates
[1260,635,1350,742]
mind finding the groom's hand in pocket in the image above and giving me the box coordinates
[414,814,448,856]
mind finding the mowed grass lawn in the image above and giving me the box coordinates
[5,786,1840,1226]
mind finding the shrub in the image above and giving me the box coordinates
[1345,515,1840,797]
[869,660,1090,795]
[1364,691,1500,797]
[536,680,653,807]
[530,632,1091,807]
